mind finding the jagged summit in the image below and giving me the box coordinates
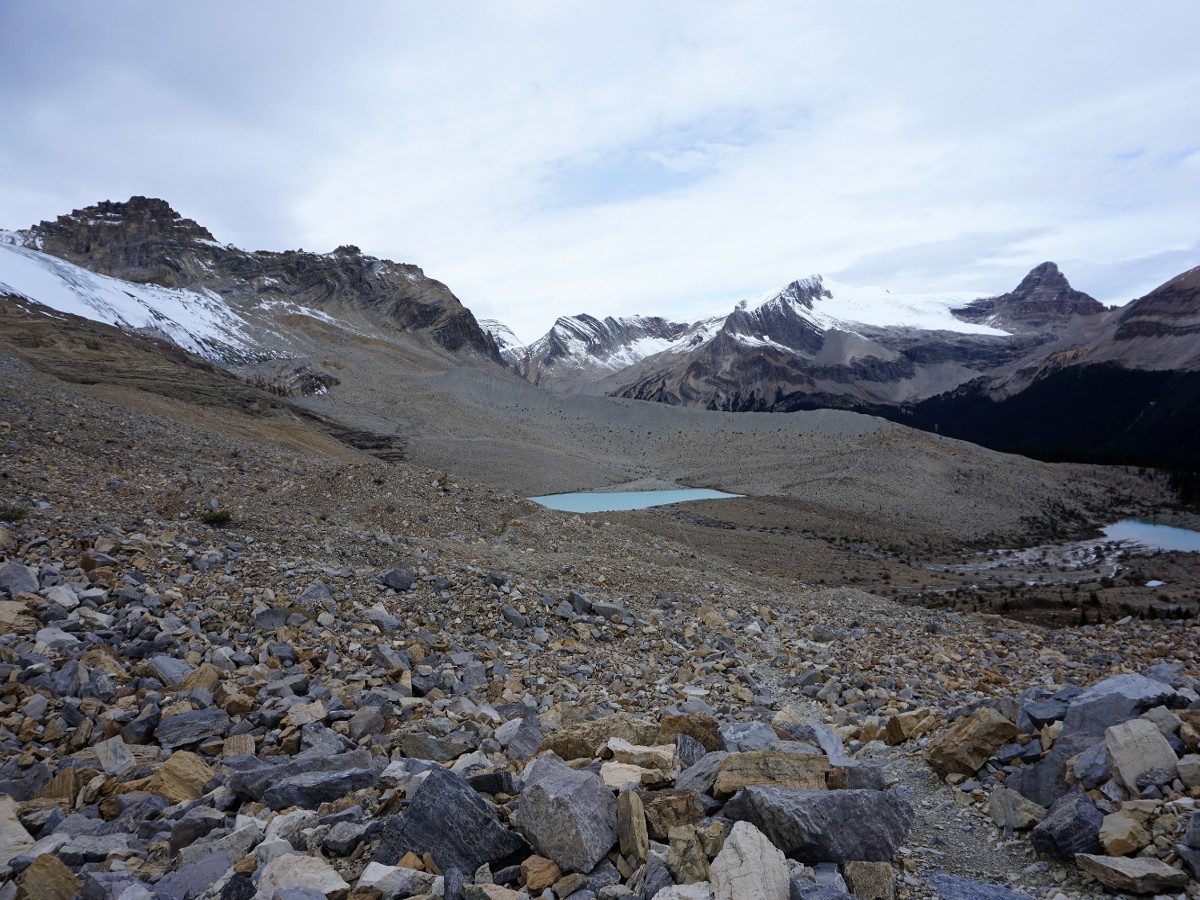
[953,261,1105,331]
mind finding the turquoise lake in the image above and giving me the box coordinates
[1101,519,1200,552]
[528,488,741,513]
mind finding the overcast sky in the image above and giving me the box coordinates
[2,2,1198,342]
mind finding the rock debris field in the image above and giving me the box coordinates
[0,350,1198,900]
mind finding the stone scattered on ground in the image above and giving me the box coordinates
[0,348,1197,899]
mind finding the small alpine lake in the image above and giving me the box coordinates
[1100,519,1200,553]
[528,487,741,513]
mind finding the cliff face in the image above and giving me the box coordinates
[25,196,500,360]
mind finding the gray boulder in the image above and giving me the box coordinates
[261,767,379,811]
[676,752,730,795]
[1028,790,1102,860]
[375,764,525,874]
[381,569,415,591]
[1059,674,1179,736]
[516,753,618,873]
[0,561,38,596]
[723,787,913,862]
[1004,733,1098,809]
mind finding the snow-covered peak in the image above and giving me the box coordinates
[0,238,256,359]
[480,318,524,355]
[747,275,1011,338]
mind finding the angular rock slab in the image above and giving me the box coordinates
[723,787,913,863]
[709,820,789,900]
[1075,853,1189,894]
[154,708,230,750]
[926,707,1017,778]
[712,751,829,801]
[375,764,524,875]
[515,753,617,873]
[261,766,379,810]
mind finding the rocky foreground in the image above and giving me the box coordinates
[0,350,1198,900]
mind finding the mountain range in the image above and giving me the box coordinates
[3,196,1198,472]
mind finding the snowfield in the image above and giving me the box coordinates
[0,236,256,359]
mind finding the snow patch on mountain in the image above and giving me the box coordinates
[0,236,255,359]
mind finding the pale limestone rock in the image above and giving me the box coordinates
[256,853,349,897]
[709,821,789,900]
[1105,718,1178,793]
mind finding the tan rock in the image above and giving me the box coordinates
[0,600,38,635]
[284,699,327,728]
[658,711,722,751]
[617,788,649,867]
[712,751,829,801]
[521,855,562,893]
[842,860,895,900]
[1075,853,1188,893]
[883,708,936,746]
[1105,718,1178,794]
[926,707,1018,778]
[539,713,659,761]
[551,872,585,896]
[145,751,213,804]
[1178,709,1200,751]
[1099,809,1151,856]
[601,761,667,789]
[397,850,425,870]
[642,789,705,840]
[223,734,256,757]
[17,853,81,900]
[180,662,222,693]
[668,825,710,885]
[607,737,679,773]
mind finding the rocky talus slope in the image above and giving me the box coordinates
[0,348,1198,900]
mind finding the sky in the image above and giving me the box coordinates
[1,2,1198,343]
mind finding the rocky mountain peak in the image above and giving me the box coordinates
[953,262,1104,331]
[775,275,833,310]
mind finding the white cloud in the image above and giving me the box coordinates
[2,1,1198,342]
